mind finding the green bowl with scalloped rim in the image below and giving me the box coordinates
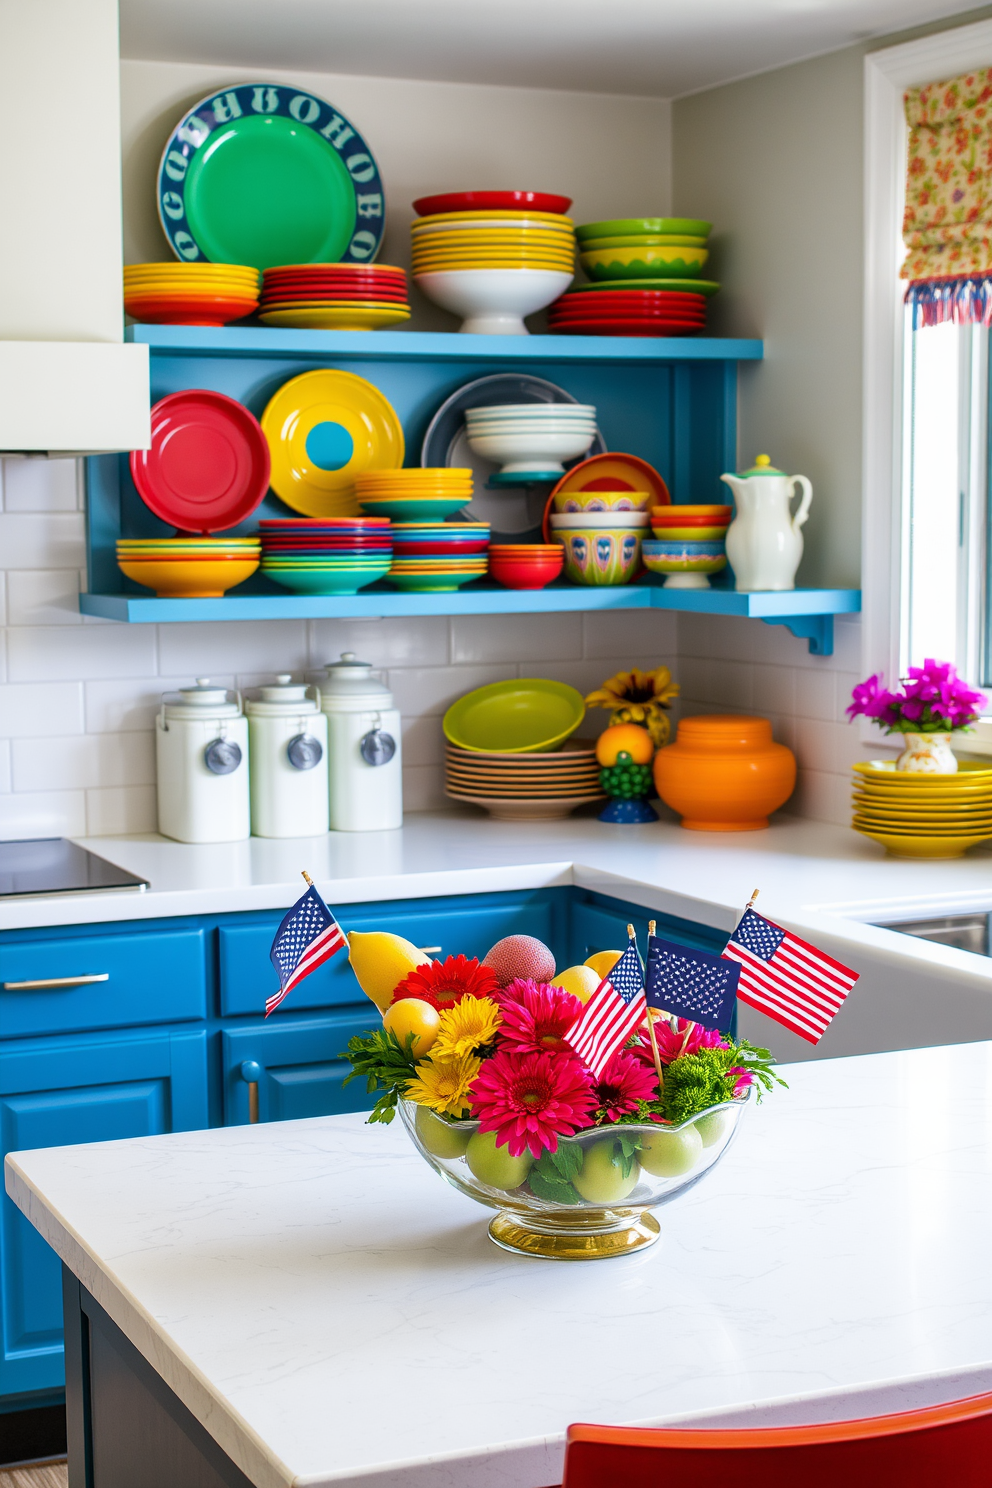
[575,217,712,242]
[580,244,708,281]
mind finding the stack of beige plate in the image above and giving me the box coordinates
[444,739,604,820]
[852,760,992,858]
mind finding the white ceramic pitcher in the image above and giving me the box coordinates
[720,454,812,592]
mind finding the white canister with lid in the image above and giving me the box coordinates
[246,674,329,839]
[156,678,250,843]
[321,652,403,831]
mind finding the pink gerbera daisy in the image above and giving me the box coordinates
[593,1051,658,1122]
[469,1049,596,1158]
[633,1017,728,1068]
[496,980,583,1055]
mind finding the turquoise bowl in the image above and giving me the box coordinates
[358,497,470,520]
[387,571,482,592]
[264,564,390,594]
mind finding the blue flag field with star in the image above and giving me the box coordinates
[646,934,740,1032]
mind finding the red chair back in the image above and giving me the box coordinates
[563,1391,992,1488]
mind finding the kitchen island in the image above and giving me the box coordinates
[8,1042,992,1488]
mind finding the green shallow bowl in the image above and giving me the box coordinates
[358,497,470,520]
[443,678,586,753]
[570,278,720,296]
[578,233,708,250]
[575,217,711,242]
[580,245,708,280]
[266,568,388,595]
[387,572,482,592]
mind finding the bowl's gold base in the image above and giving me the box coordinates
[488,1211,661,1260]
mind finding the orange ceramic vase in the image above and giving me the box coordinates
[653,714,796,831]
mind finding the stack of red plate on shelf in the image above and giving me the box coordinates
[547,288,708,337]
[258,265,411,329]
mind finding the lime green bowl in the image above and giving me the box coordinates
[443,679,586,754]
[579,233,707,250]
[580,244,708,281]
[575,217,712,243]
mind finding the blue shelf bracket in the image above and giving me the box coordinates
[761,613,834,657]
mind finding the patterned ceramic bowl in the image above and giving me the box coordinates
[642,539,727,590]
[399,1095,748,1259]
[553,528,642,585]
[553,488,653,513]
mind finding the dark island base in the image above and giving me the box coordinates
[63,1269,255,1488]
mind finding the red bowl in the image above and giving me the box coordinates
[413,191,572,218]
[489,552,564,589]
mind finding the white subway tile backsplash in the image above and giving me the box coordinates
[0,789,86,839]
[401,714,444,768]
[795,665,836,722]
[0,681,84,737]
[7,625,158,683]
[158,620,306,677]
[0,741,12,794]
[751,663,796,717]
[581,608,678,660]
[7,570,83,627]
[387,664,507,717]
[83,676,235,733]
[451,612,581,665]
[0,513,85,569]
[85,784,158,836]
[2,458,79,513]
[402,763,448,813]
[309,616,449,668]
[11,732,156,792]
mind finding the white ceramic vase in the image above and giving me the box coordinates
[895,731,958,773]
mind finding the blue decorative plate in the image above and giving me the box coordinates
[158,83,384,270]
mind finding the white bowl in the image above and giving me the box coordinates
[466,425,597,477]
[414,268,575,334]
[467,403,597,420]
[550,510,650,528]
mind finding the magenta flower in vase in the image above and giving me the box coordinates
[847,659,987,773]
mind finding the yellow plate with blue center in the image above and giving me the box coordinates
[260,370,404,517]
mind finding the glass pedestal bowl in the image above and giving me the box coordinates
[398,1094,747,1261]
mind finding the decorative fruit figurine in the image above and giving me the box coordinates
[482,934,556,987]
[553,964,601,1003]
[348,931,431,1012]
[382,998,440,1056]
[585,666,679,748]
[465,1129,533,1189]
[415,1105,472,1158]
[573,1140,639,1202]
[595,722,658,825]
[584,949,623,980]
[639,1124,702,1176]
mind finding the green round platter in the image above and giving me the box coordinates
[443,678,586,754]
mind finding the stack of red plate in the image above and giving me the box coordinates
[258,265,411,329]
[547,288,707,337]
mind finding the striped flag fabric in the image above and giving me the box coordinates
[267,883,347,1016]
[721,907,858,1044]
[565,940,647,1078]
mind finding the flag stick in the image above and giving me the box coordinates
[644,920,665,1094]
[302,870,314,886]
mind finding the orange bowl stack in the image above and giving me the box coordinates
[123,263,260,326]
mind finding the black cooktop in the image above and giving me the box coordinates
[0,839,148,898]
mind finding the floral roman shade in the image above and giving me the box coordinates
[902,68,992,326]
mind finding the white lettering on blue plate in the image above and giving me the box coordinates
[161,191,184,221]
[289,94,320,125]
[319,114,355,150]
[355,193,383,220]
[349,231,378,259]
[345,152,376,184]
[251,86,280,114]
[211,92,243,123]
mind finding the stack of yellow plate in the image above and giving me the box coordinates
[444,739,604,820]
[852,759,992,858]
[410,211,576,274]
[354,469,473,521]
[123,263,260,326]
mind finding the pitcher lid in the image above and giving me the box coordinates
[738,453,787,477]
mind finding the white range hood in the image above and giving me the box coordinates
[0,0,150,454]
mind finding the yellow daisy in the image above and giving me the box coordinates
[585,665,679,748]
[406,1052,482,1116]
[433,996,502,1059]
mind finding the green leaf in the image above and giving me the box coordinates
[529,1157,582,1204]
[616,1131,643,1177]
[548,1140,583,1180]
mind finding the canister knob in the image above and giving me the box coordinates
[287,733,323,770]
[360,728,396,766]
[204,738,243,775]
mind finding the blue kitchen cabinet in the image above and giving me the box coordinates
[222,1011,381,1125]
[569,892,730,964]
[0,1028,208,1400]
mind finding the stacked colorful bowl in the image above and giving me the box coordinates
[851,760,992,859]
[116,537,260,597]
[388,521,489,592]
[123,263,259,326]
[548,511,650,586]
[642,504,732,589]
[443,739,604,820]
[488,544,564,589]
[258,265,411,330]
[464,403,598,483]
[258,518,392,595]
[547,216,717,336]
[354,468,473,520]
[410,190,575,333]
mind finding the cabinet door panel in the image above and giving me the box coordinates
[0,1030,208,1400]
[219,894,561,1016]
[223,1012,377,1125]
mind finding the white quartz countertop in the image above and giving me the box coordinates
[10,1043,992,1488]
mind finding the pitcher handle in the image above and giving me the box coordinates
[791,476,813,532]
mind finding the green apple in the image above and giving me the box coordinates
[573,1141,639,1203]
[465,1129,533,1189]
[695,1111,730,1149]
[415,1105,472,1159]
[639,1125,703,1177]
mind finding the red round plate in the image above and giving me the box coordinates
[550,305,704,319]
[125,295,257,327]
[130,391,271,535]
[259,517,391,527]
[553,293,707,308]
[551,319,703,336]
[260,288,410,305]
[263,263,407,275]
[263,271,406,286]
[413,191,572,217]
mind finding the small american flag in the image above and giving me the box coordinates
[566,940,646,1078]
[647,935,740,1032]
[722,907,858,1044]
[267,883,347,1016]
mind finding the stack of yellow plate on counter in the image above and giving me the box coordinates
[123,263,260,325]
[444,739,604,821]
[410,211,576,274]
[852,759,992,858]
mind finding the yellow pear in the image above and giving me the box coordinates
[347,930,431,1013]
[553,964,603,1004]
[584,949,623,981]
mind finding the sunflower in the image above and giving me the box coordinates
[585,666,679,748]
[433,996,502,1059]
[406,1051,482,1116]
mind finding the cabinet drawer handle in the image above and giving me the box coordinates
[418,946,442,956]
[240,1060,263,1124]
[2,973,110,991]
